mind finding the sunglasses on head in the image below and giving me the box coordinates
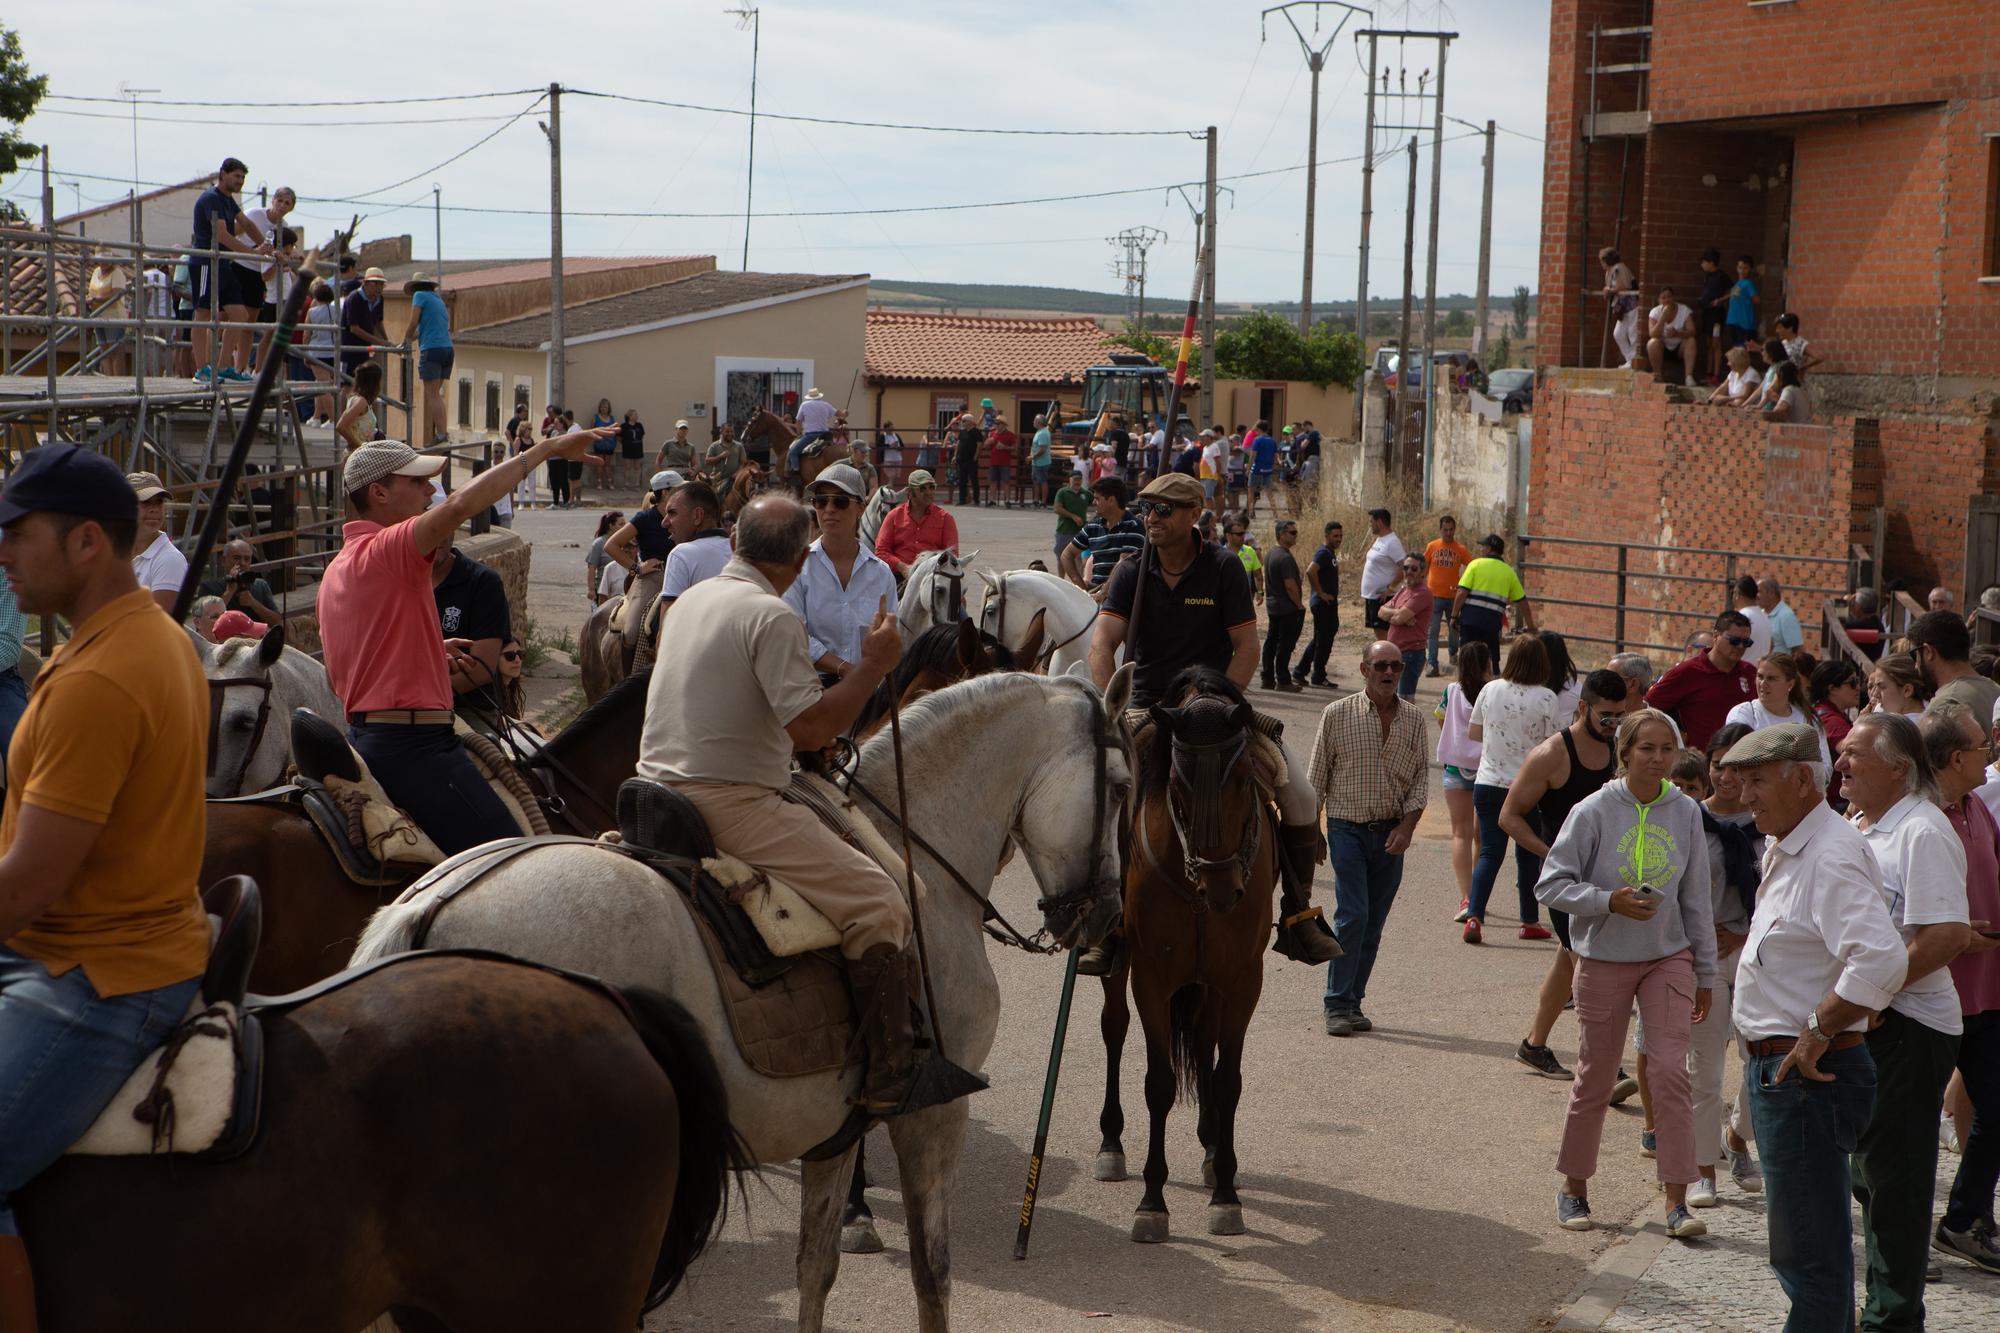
[811,493,853,510]
[1724,634,1754,648]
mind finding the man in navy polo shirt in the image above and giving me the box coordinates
[188,158,270,384]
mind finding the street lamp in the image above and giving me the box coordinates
[725,4,760,271]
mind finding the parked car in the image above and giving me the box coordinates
[1488,367,1534,414]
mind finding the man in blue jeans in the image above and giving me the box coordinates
[1719,725,1908,1331]
[1305,639,1430,1036]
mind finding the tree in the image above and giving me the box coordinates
[1442,309,1474,338]
[1211,310,1362,390]
[1490,331,1513,371]
[0,27,46,178]
[1511,284,1532,338]
[1106,318,1175,366]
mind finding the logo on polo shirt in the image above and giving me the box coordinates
[1183,597,1215,606]
[441,605,463,634]
[1740,675,1752,694]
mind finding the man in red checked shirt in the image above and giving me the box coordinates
[317,428,609,851]
[871,468,959,580]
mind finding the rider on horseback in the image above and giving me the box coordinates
[0,446,213,1331]
[319,430,609,853]
[636,493,942,1115]
[788,387,839,478]
[1081,471,1339,974]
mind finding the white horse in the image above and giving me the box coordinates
[201,626,343,797]
[352,670,1132,1333]
[897,546,980,639]
[975,567,1104,677]
[860,484,904,553]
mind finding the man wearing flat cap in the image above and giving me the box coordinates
[125,471,187,613]
[0,445,211,1319]
[318,425,610,852]
[1083,471,1338,974]
[1719,723,1907,1329]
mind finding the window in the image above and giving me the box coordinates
[1016,397,1058,433]
[456,377,473,427]
[484,378,501,430]
[930,393,967,433]
[1985,136,2000,278]
[513,380,532,416]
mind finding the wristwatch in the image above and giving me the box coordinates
[1805,1008,1829,1043]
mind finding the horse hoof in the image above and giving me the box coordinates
[1094,1151,1128,1182]
[1201,1154,1216,1189]
[1131,1210,1170,1244]
[1207,1204,1245,1236]
[840,1220,884,1254]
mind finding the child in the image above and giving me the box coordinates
[1774,312,1819,375]
[1601,247,1640,367]
[1668,751,1711,802]
[1696,248,1731,384]
[1723,254,1759,351]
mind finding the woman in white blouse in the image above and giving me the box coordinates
[1465,634,1563,944]
[1726,651,1832,766]
[1705,346,1762,407]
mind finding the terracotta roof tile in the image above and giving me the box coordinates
[864,311,1146,386]
[460,269,868,348]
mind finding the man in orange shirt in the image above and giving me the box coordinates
[872,469,960,580]
[0,444,213,1326]
[1423,513,1473,677]
[318,428,607,852]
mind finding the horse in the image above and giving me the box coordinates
[849,617,1024,742]
[200,670,650,994]
[743,405,801,478]
[202,626,344,797]
[1095,668,1278,1244]
[975,567,1103,677]
[19,950,744,1330]
[719,459,770,517]
[897,547,981,640]
[578,590,630,703]
[860,485,904,553]
[352,670,1134,1333]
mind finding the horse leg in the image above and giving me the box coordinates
[1131,986,1177,1244]
[840,1136,883,1254]
[1205,1027,1249,1237]
[886,1099,970,1333]
[796,1145,859,1333]
[1095,969,1130,1182]
[1196,1050,1217,1190]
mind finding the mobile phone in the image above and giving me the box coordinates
[1980,929,2000,940]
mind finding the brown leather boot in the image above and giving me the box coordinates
[1272,822,1341,965]
[845,942,921,1115]
[0,1234,39,1332]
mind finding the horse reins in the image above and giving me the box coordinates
[984,571,1098,672]
[205,677,274,798]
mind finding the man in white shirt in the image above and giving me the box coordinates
[125,472,188,613]
[1645,285,1694,382]
[1732,575,1772,664]
[1719,724,1908,1332]
[1757,576,1804,654]
[783,464,896,681]
[1358,507,1406,632]
[1836,713,1969,1332]
[654,479,732,650]
[789,387,840,478]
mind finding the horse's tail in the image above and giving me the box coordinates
[1167,983,1208,1111]
[350,899,428,965]
[619,985,754,1310]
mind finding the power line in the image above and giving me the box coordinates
[34,106,526,129]
[567,88,1200,138]
[340,96,546,201]
[43,89,544,108]
[1493,122,1544,143]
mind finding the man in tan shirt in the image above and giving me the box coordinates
[1306,639,1430,1036]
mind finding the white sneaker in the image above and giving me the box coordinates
[1687,1177,1719,1208]
[1726,1146,1764,1194]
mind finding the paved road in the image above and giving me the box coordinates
[504,498,1992,1331]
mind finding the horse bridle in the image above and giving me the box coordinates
[1140,727,1263,906]
[206,677,273,798]
[928,558,965,626]
[984,571,1098,671]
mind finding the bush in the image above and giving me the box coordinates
[1213,311,1363,390]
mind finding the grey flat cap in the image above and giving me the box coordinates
[1715,723,1822,768]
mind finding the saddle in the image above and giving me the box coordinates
[68,876,266,1161]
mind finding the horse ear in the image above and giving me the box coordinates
[1229,702,1255,732]
[958,547,981,566]
[954,616,982,670]
[1105,661,1134,715]
[1147,702,1177,734]
[1018,607,1047,668]
[256,622,287,668]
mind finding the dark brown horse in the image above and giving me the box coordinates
[19,952,744,1330]
[1095,667,1278,1242]
[201,672,649,993]
[850,617,1027,741]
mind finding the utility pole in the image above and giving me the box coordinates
[1418,37,1449,510]
[1394,136,1417,479]
[1201,125,1218,430]
[433,184,443,280]
[1445,116,1495,357]
[1108,227,1168,328]
[1356,35,1378,350]
[727,5,761,271]
[1263,2,1368,334]
[118,84,158,210]
[541,84,565,413]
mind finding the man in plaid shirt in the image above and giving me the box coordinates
[1308,639,1431,1036]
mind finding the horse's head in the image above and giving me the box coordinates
[205,626,290,798]
[975,570,1048,668]
[1143,672,1266,910]
[1012,666,1133,950]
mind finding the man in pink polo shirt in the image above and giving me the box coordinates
[318,430,606,851]
[872,468,959,580]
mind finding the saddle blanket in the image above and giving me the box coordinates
[67,993,237,1157]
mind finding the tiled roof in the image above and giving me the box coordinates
[459,269,868,348]
[3,236,89,320]
[864,311,1144,386]
[373,255,708,291]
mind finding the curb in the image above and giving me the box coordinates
[1553,1222,1671,1331]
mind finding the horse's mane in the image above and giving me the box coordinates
[851,623,1016,737]
[856,670,1085,770]
[1135,666,1248,801]
[540,667,652,758]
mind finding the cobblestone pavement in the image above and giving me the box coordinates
[1594,1148,2000,1331]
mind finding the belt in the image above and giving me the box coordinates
[1331,816,1401,833]
[350,710,456,726]
[1743,1032,1866,1058]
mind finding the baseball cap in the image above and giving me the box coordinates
[811,463,868,499]
[674,418,689,429]
[1715,724,1822,768]
[1137,473,1204,508]
[211,609,268,641]
[342,440,446,495]
[126,470,169,502]
[906,469,936,488]
[0,444,141,528]
[649,469,684,492]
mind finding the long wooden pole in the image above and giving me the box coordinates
[1012,945,1081,1260]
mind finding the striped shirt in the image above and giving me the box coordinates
[1305,690,1430,824]
[1076,515,1147,588]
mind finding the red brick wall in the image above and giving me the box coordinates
[1874,415,2000,592]
[1636,128,1793,317]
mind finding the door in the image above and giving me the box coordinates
[1965,495,2000,624]
[1258,384,1286,428]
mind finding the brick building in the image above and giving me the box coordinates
[1527,0,1999,654]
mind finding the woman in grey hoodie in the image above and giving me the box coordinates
[1536,708,1720,1239]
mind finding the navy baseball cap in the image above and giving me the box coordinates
[0,443,141,528]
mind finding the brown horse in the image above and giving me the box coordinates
[201,671,649,993]
[1095,667,1278,1242]
[20,951,744,1330]
[849,616,1028,741]
[717,459,770,516]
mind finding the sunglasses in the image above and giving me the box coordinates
[501,650,522,662]
[1366,660,1402,673]
[811,494,854,511]
[1723,635,1753,648]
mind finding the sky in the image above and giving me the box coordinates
[3,0,1550,306]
